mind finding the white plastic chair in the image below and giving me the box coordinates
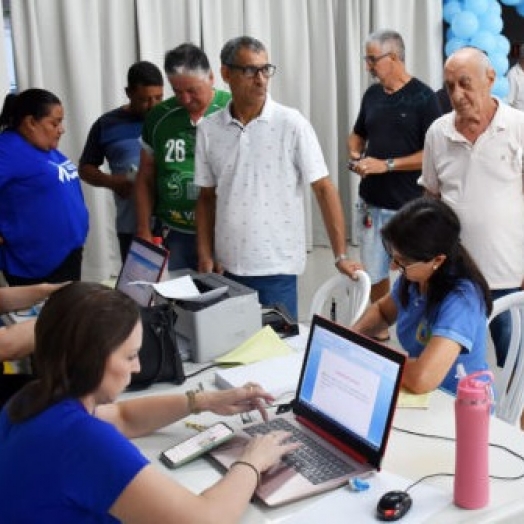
[488,291,524,425]
[308,269,371,326]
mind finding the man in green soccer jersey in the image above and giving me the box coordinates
[135,43,230,269]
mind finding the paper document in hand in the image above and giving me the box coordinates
[215,352,304,399]
[214,325,293,365]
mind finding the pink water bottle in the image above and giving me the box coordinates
[454,370,494,509]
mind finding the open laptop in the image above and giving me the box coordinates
[115,237,169,307]
[210,314,406,506]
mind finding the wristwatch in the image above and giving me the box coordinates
[385,158,395,172]
[334,253,349,266]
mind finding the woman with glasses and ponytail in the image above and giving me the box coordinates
[352,197,491,395]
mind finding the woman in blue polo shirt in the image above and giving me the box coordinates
[0,88,88,285]
[353,197,492,395]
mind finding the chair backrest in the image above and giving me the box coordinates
[308,270,371,326]
[488,291,524,425]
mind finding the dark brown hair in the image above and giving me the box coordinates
[8,282,140,423]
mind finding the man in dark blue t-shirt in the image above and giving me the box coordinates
[79,61,164,262]
[347,29,441,341]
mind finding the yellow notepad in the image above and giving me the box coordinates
[214,325,293,365]
[397,387,431,409]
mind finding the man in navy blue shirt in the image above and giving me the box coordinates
[79,61,164,262]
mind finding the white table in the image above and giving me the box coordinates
[122,363,524,524]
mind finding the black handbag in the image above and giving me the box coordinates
[129,303,186,390]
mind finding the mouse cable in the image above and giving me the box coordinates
[393,425,524,484]
[404,472,454,493]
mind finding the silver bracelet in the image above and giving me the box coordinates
[334,253,349,266]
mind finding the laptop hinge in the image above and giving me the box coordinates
[296,415,368,465]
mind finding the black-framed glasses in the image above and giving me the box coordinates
[226,63,277,78]
[363,53,391,66]
[384,243,427,274]
[390,257,425,274]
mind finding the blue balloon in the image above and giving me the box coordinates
[478,13,503,33]
[446,27,456,41]
[489,52,510,76]
[517,1,524,16]
[452,11,479,39]
[470,30,497,54]
[485,0,502,16]
[445,37,468,57]
[495,34,511,56]
[500,0,521,5]
[444,1,463,23]
[464,0,489,15]
[492,76,509,99]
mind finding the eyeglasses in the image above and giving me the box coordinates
[226,63,277,78]
[363,53,391,66]
[391,257,426,274]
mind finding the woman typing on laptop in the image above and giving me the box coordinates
[352,197,492,395]
[0,282,298,523]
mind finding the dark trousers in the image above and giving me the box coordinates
[490,287,522,368]
[224,272,298,321]
[117,233,134,264]
[3,247,83,286]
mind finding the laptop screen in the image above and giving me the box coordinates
[115,237,168,307]
[294,315,405,469]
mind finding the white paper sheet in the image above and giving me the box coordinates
[128,275,228,302]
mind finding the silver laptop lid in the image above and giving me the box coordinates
[293,315,406,469]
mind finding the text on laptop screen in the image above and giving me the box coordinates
[116,239,167,307]
[297,324,401,451]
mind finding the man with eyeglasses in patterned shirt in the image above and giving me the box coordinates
[195,36,360,321]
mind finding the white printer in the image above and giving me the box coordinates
[167,270,262,363]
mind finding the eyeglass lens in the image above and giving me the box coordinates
[229,64,276,78]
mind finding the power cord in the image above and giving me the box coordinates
[393,425,524,492]
[184,363,218,379]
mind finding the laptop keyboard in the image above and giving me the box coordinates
[243,418,355,485]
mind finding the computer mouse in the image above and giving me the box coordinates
[376,490,412,521]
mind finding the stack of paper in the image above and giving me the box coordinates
[214,352,304,399]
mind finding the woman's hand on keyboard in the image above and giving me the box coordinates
[241,430,301,473]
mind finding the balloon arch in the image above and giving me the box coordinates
[443,0,523,98]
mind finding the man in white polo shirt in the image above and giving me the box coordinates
[421,46,524,368]
[195,36,360,320]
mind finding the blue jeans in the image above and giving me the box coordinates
[490,287,521,368]
[224,273,298,321]
[162,229,198,271]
